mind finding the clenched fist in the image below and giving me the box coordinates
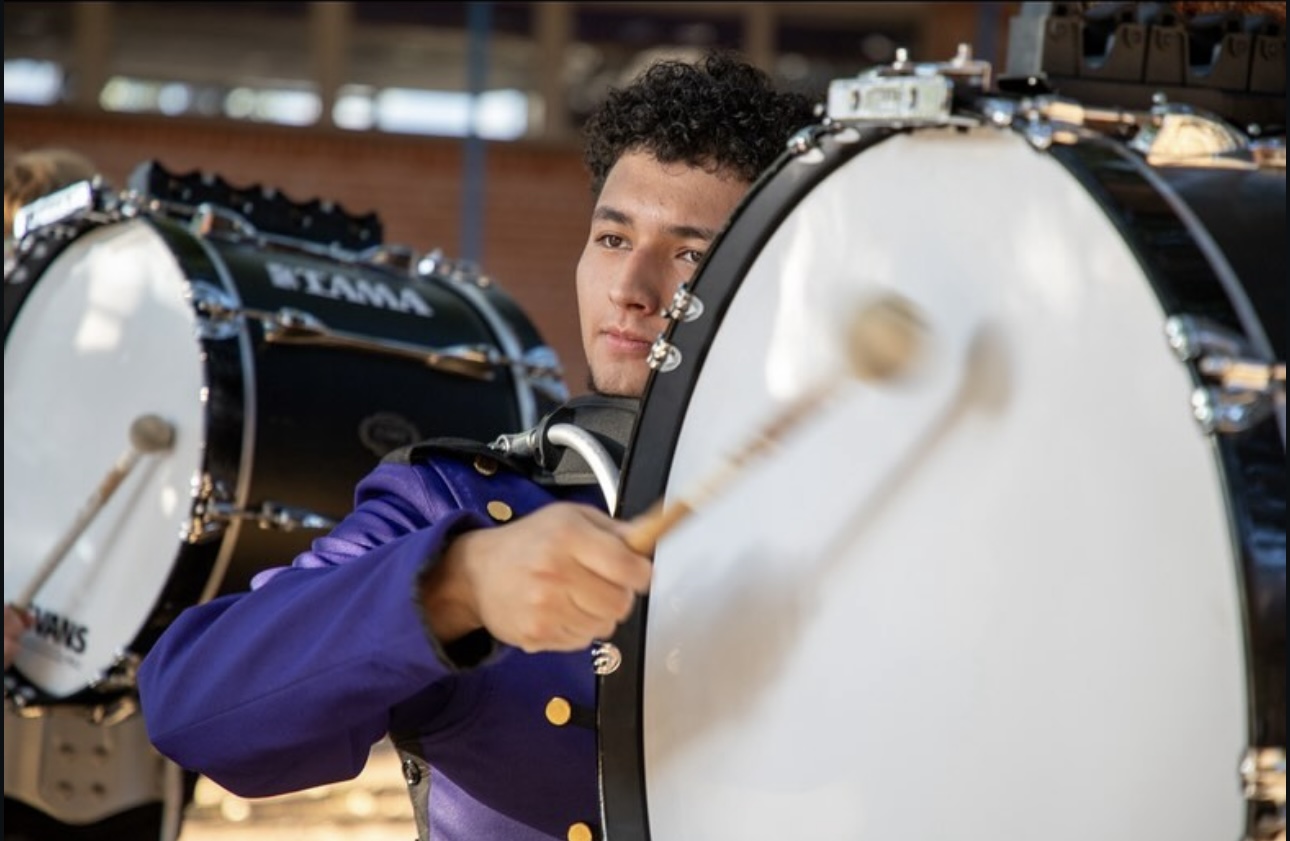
[422,503,653,653]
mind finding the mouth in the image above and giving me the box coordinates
[599,326,654,356]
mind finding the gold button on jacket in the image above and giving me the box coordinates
[545,696,572,726]
[567,821,595,841]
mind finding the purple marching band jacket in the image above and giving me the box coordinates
[136,396,640,841]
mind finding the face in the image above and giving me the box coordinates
[576,150,750,397]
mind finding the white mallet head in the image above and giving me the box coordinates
[842,292,928,383]
[129,414,177,454]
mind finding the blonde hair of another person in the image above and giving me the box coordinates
[4,146,97,239]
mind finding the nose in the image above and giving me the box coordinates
[607,252,669,315]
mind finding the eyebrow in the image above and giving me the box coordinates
[592,205,720,242]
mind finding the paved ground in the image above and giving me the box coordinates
[178,739,416,841]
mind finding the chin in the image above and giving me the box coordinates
[588,368,647,398]
[591,382,645,399]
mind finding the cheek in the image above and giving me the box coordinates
[574,253,598,332]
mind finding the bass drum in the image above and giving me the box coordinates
[3,187,566,708]
[600,120,1285,840]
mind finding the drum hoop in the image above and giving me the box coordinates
[175,219,261,606]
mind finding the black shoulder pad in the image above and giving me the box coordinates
[382,436,533,476]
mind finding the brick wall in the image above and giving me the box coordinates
[4,104,595,395]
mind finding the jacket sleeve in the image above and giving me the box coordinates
[136,460,491,797]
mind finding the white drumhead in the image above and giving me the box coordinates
[4,219,207,698]
[642,128,1247,840]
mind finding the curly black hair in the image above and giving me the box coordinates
[581,50,820,196]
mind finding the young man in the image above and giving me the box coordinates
[137,51,818,841]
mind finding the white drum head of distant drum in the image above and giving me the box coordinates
[4,219,206,698]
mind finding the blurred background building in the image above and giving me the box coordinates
[4,1,1014,392]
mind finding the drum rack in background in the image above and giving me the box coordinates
[1004,1,1286,132]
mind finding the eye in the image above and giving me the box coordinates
[679,248,705,266]
[596,233,627,250]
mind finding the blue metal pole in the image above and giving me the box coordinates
[976,1,1004,69]
[462,1,492,264]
